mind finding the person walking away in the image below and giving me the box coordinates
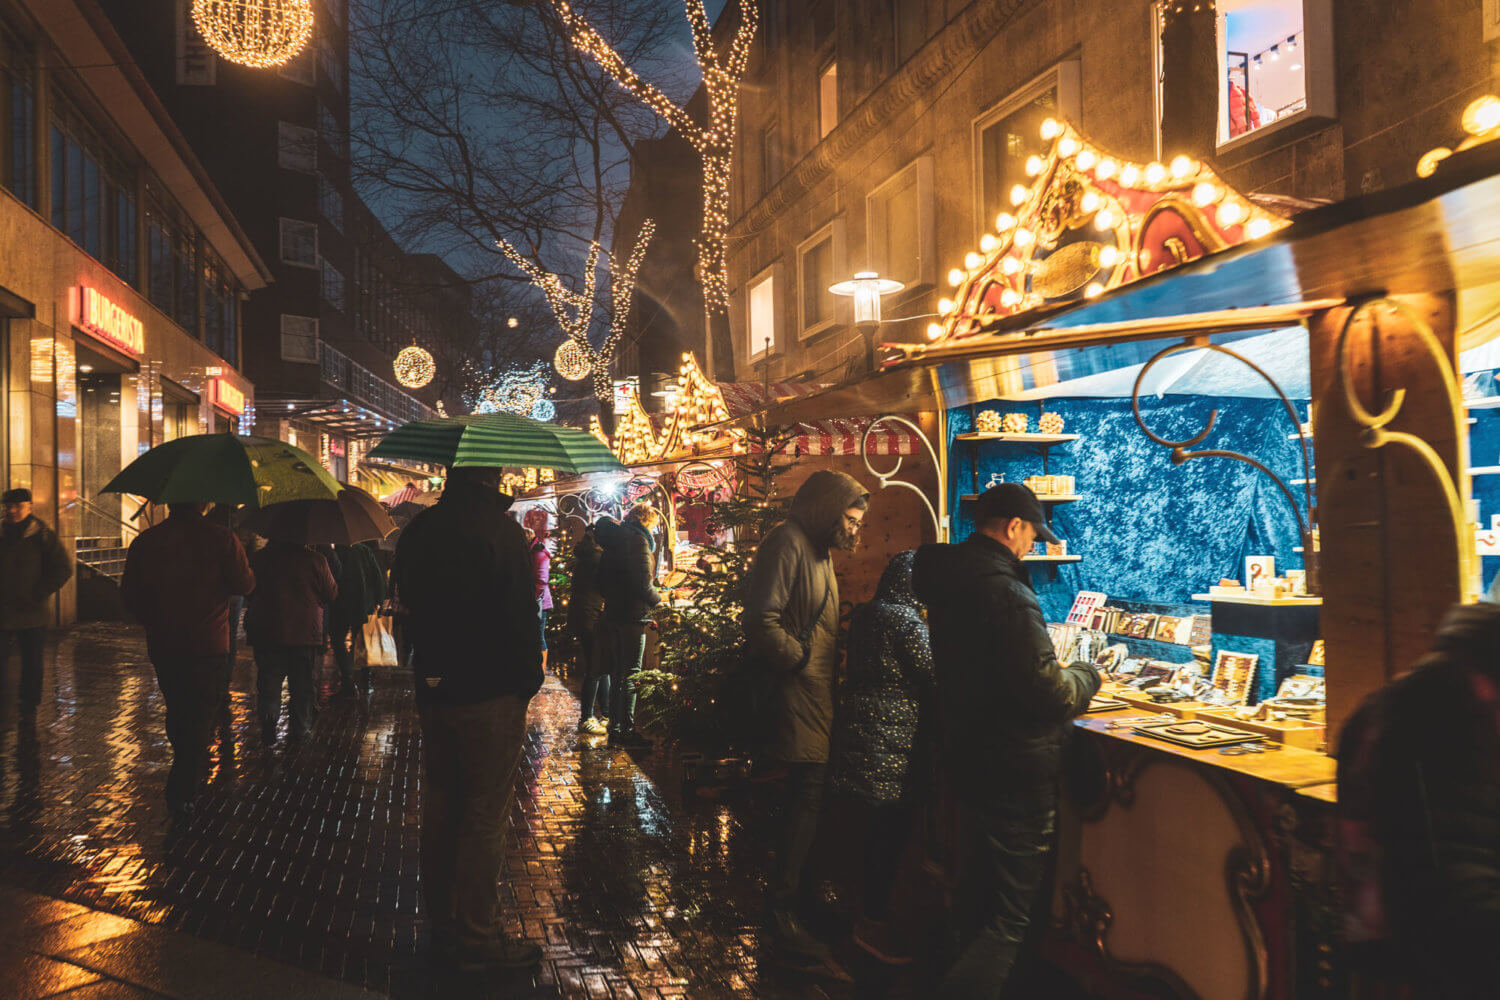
[394,467,543,970]
[829,549,932,966]
[246,539,337,743]
[743,469,870,962]
[568,521,610,735]
[598,503,662,749]
[1338,602,1500,999]
[0,488,72,712]
[329,541,385,695]
[121,502,254,818]
[912,483,1100,998]
[527,528,554,676]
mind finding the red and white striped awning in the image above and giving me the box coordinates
[717,381,918,456]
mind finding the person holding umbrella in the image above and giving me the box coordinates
[246,538,337,743]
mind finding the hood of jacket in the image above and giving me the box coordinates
[873,549,923,613]
[912,532,1026,608]
[623,518,656,553]
[788,470,870,551]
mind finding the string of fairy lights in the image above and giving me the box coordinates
[191,0,314,68]
[550,0,757,315]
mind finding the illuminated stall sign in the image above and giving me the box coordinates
[210,378,245,415]
[76,287,144,356]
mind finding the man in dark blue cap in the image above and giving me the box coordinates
[0,488,72,711]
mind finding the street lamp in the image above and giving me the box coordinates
[829,271,905,371]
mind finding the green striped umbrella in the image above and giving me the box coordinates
[101,434,343,508]
[368,412,625,474]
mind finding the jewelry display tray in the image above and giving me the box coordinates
[1131,720,1267,749]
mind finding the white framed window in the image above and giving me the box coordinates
[277,37,314,85]
[279,217,318,268]
[1208,0,1332,150]
[175,0,217,85]
[796,220,843,340]
[280,314,318,362]
[866,157,935,294]
[971,63,1080,242]
[277,121,317,173]
[320,257,345,311]
[818,62,839,139]
[745,264,784,362]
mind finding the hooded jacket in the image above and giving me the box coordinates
[598,517,659,625]
[0,514,72,631]
[567,527,606,635]
[743,469,870,763]
[830,550,933,805]
[331,542,385,620]
[122,511,255,659]
[393,481,542,705]
[246,540,338,647]
[912,532,1098,813]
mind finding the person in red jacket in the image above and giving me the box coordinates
[121,502,255,818]
[246,539,338,743]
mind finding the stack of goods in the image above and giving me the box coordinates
[1001,412,1029,434]
[1022,474,1075,496]
[975,410,1003,433]
[1038,411,1065,434]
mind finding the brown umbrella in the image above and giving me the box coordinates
[244,485,397,546]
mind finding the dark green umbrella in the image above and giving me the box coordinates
[101,434,343,509]
[368,412,625,474]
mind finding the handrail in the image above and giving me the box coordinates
[63,495,141,542]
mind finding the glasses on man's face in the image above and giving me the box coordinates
[843,513,864,531]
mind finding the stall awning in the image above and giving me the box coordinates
[718,380,918,455]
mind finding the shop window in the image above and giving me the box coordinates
[746,265,782,361]
[797,222,841,339]
[281,314,319,363]
[320,256,345,311]
[49,95,139,286]
[278,121,316,173]
[972,63,1079,241]
[818,62,838,139]
[867,156,935,293]
[279,217,318,269]
[0,19,36,210]
[318,173,343,232]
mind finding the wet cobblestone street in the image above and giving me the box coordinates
[0,623,848,999]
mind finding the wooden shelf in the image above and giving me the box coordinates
[961,493,1081,503]
[1024,554,1082,563]
[956,432,1080,445]
[1192,592,1323,607]
[1466,396,1500,409]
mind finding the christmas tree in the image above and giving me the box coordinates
[633,427,795,749]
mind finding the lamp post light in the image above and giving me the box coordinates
[829,271,905,372]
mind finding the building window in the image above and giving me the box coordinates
[747,266,781,360]
[202,254,237,364]
[319,101,347,159]
[1215,0,1312,143]
[818,62,838,139]
[49,94,138,286]
[320,256,345,311]
[760,120,782,195]
[176,0,218,85]
[278,120,316,173]
[893,0,925,66]
[281,314,319,363]
[797,222,841,339]
[318,34,344,92]
[147,188,198,334]
[279,217,318,268]
[276,32,313,85]
[323,0,346,29]
[867,157,935,293]
[318,174,343,232]
[0,20,36,210]
[972,63,1079,240]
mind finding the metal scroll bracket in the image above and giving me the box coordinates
[1131,339,1320,595]
[1334,297,1476,602]
[861,414,947,542]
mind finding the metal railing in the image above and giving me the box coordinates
[319,341,437,425]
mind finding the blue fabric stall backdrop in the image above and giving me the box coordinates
[948,395,1310,627]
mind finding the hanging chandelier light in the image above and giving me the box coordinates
[554,338,591,381]
[393,345,436,388]
[191,0,315,70]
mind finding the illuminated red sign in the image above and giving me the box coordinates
[211,378,245,415]
[77,287,144,356]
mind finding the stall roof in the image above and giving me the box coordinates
[720,140,1500,428]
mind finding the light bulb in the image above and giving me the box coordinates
[1040,118,1061,140]
[1462,95,1500,136]
[926,322,944,340]
[1013,227,1035,247]
[1097,245,1120,268]
[1025,155,1045,177]
[1170,155,1195,178]
[948,268,966,287]
[980,233,999,253]
[1094,209,1117,230]
[1076,149,1097,171]
[1246,217,1273,239]
[1010,184,1030,206]
[1145,162,1167,185]
[1096,158,1117,180]
[938,297,956,316]
[1001,255,1021,275]
[1120,164,1140,186]
[1417,147,1453,178]
[995,212,1017,231]
[1191,181,1221,206]
[1058,137,1080,157]
[965,252,983,270]
[1080,191,1100,213]
[1217,200,1246,227]
[1084,282,1104,298]
[1000,288,1021,308]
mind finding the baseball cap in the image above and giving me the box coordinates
[974,483,1059,544]
[1,487,32,504]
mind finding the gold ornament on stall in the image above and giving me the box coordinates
[393,345,436,388]
[554,339,591,381]
[191,0,314,69]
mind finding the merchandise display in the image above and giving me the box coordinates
[1211,651,1259,705]
[1131,719,1267,750]
[975,410,1003,434]
[1001,412,1029,434]
[1307,639,1325,666]
[1038,411,1065,434]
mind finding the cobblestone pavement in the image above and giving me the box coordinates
[0,624,854,999]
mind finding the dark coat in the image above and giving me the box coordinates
[393,481,542,705]
[122,512,255,658]
[598,518,659,625]
[830,550,932,805]
[0,515,72,630]
[743,470,869,763]
[912,533,1099,814]
[331,542,385,620]
[246,541,338,647]
[566,528,606,636]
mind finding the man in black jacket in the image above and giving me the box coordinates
[912,483,1099,999]
[0,488,72,711]
[597,503,661,749]
[393,467,542,970]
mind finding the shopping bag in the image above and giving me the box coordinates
[362,616,399,668]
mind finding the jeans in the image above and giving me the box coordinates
[937,807,1056,1000]
[608,621,647,732]
[771,762,827,907]
[577,626,610,718]
[419,694,531,948]
[150,654,225,811]
[329,614,359,688]
[254,644,317,738]
[0,628,45,707]
[538,609,548,652]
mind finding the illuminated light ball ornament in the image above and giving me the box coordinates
[554,338,591,381]
[191,0,314,69]
[393,345,436,388]
[530,397,557,422]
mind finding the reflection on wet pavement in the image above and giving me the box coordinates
[0,624,841,998]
